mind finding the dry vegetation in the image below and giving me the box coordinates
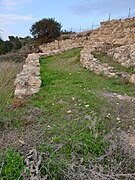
[0,61,22,126]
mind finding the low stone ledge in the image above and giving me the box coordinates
[14,53,41,99]
[80,45,134,84]
[80,45,116,78]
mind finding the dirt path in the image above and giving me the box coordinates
[0,107,43,155]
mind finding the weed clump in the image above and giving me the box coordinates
[0,147,25,179]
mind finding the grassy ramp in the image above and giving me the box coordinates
[31,48,135,179]
[0,48,135,179]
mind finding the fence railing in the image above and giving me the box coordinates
[67,8,135,33]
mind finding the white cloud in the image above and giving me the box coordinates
[1,0,31,10]
[0,14,33,25]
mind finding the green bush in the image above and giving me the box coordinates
[0,36,22,55]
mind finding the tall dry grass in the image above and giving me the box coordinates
[0,61,22,125]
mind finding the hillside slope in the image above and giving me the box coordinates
[0,48,135,179]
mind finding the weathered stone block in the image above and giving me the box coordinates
[14,53,41,98]
[130,74,135,84]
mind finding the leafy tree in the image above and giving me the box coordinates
[30,18,62,43]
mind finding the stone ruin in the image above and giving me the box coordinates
[39,17,135,84]
[14,53,41,99]
[14,17,135,98]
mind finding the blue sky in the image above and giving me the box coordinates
[0,0,135,40]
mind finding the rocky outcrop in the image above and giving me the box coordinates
[14,53,41,99]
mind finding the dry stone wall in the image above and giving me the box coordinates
[39,38,86,56]
[14,53,41,99]
[81,17,135,45]
[80,43,116,78]
[40,17,135,53]
[99,18,135,45]
[80,43,133,82]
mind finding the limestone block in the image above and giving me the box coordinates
[14,89,27,99]
[108,73,116,78]
[129,74,135,84]
[28,76,41,87]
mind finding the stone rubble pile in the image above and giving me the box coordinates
[14,53,41,99]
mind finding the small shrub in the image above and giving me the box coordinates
[60,34,70,40]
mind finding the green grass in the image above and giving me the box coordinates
[33,48,135,108]
[38,117,108,179]
[29,48,135,179]
[93,51,135,74]
[0,147,25,180]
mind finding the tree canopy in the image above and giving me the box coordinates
[30,18,62,43]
